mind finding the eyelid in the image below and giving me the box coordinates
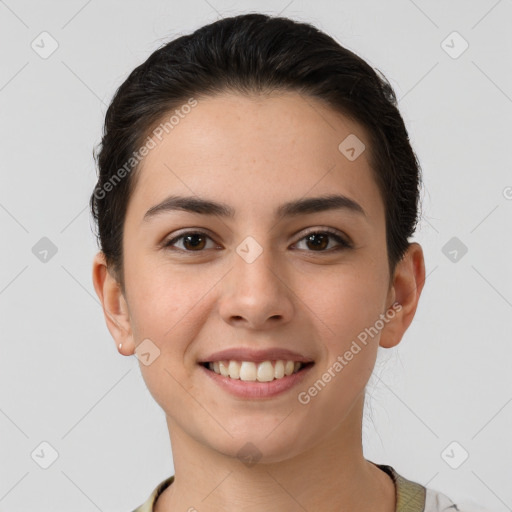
[296,225,350,242]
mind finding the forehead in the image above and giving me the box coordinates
[126,91,384,225]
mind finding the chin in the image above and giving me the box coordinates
[206,425,309,465]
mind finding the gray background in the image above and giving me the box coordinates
[1,1,511,511]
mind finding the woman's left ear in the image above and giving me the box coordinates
[379,242,426,349]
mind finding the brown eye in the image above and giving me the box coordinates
[181,233,207,250]
[164,231,215,252]
[305,233,329,250]
[163,229,351,254]
[294,230,351,252]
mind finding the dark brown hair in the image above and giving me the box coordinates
[90,13,422,293]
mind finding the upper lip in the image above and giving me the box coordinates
[198,348,315,364]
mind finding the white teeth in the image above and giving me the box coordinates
[284,360,295,376]
[274,360,285,379]
[228,360,240,379]
[256,361,275,382]
[206,359,307,382]
[218,361,229,377]
[239,361,257,381]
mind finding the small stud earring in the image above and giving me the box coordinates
[119,343,123,350]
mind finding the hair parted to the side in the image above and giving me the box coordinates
[89,13,422,294]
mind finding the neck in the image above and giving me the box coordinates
[156,395,396,512]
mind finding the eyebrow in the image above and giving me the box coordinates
[142,193,366,222]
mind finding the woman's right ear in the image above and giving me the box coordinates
[92,251,134,355]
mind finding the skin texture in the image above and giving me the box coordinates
[92,91,425,512]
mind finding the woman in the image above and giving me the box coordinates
[90,13,473,512]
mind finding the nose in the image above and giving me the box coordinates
[218,240,294,330]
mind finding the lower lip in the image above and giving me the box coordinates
[199,363,314,399]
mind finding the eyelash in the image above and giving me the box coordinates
[163,228,352,254]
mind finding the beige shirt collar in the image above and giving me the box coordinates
[132,462,426,512]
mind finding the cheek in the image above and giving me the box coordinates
[130,273,207,415]
[125,253,209,342]
[298,271,383,423]
[307,265,388,345]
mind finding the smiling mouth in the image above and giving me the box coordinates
[200,360,315,382]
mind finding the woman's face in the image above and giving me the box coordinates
[99,91,417,462]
